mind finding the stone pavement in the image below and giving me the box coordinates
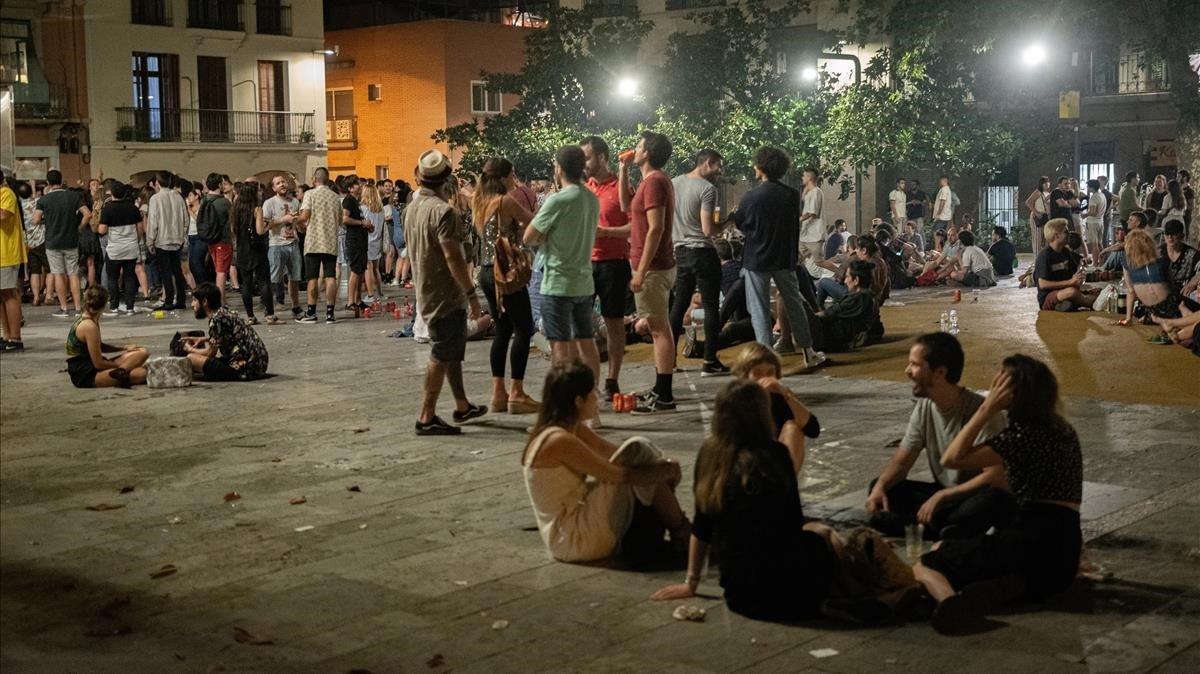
[1,290,1198,673]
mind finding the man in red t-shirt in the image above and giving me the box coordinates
[583,135,632,402]
[620,130,677,414]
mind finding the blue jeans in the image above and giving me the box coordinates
[541,295,594,342]
[817,277,850,306]
[742,267,813,349]
[188,234,208,285]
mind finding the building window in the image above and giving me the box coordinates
[188,0,244,31]
[130,52,181,140]
[131,0,173,27]
[376,165,389,181]
[368,83,383,101]
[256,0,292,36]
[0,20,32,85]
[325,88,356,148]
[585,0,639,16]
[978,186,1019,240]
[471,81,501,114]
[258,60,287,141]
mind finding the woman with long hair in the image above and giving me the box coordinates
[1162,178,1188,223]
[1025,176,1050,258]
[390,181,413,287]
[1119,228,1198,331]
[232,182,277,324]
[472,157,538,413]
[522,360,689,567]
[731,343,821,475]
[917,355,1083,634]
[360,182,386,302]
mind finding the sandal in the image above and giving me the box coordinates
[264,315,281,325]
[245,317,259,326]
[1147,332,1172,345]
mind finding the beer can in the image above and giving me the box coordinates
[953,289,962,303]
[612,392,623,412]
[623,393,636,413]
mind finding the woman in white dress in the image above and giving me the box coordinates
[522,360,690,566]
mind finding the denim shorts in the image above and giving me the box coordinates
[541,295,594,341]
[269,242,303,283]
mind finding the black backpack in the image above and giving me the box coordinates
[196,195,226,243]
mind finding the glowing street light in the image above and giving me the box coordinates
[616,77,639,99]
[800,66,818,82]
[1021,44,1046,68]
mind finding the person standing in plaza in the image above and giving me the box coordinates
[97,183,142,316]
[890,178,908,227]
[17,181,49,306]
[932,175,955,231]
[669,149,729,377]
[582,136,632,401]
[296,168,341,324]
[232,182,276,324]
[1098,175,1116,243]
[263,175,303,319]
[34,169,90,317]
[1084,179,1107,259]
[730,147,825,369]
[1118,171,1141,230]
[620,131,678,414]
[361,182,386,303]
[145,171,189,310]
[907,179,929,234]
[1025,176,1051,258]
[407,150,487,435]
[0,176,26,350]
[340,175,371,312]
[197,173,233,308]
[525,146,602,379]
[798,167,826,267]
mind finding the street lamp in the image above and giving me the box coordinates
[616,77,639,99]
[1021,44,1046,68]
[800,66,818,83]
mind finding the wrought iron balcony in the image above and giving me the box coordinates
[115,107,316,144]
[13,83,70,120]
[1090,52,1170,95]
[187,0,245,31]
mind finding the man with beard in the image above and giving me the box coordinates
[181,282,269,381]
[864,333,1015,540]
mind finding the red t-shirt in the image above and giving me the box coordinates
[630,171,675,271]
[587,175,628,262]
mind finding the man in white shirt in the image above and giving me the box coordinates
[933,174,955,231]
[146,171,190,310]
[947,230,996,287]
[798,167,825,264]
[890,178,908,226]
[1084,178,1107,258]
[263,175,304,318]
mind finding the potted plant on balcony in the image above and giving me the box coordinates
[300,130,315,144]
[117,126,136,142]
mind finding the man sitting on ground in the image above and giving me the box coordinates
[986,226,1016,277]
[802,259,879,352]
[183,282,269,381]
[948,231,996,288]
[866,333,1016,540]
[1035,218,1099,312]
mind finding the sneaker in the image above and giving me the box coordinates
[119,307,137,316]
[700,360,731,377]
[291,306,303,318]
[362,295,376,304]
[325,310,337,324]
[296,312,318,324]
[2,340,24,352]
[52,308,72,318]
[682,326,700,359]
[103,308,121,317]
[452,403,488,423]
[415,415,462,436]
[1053,300,1074,312]
[772,337,796,355]
[631,392,677,415]
[803,350,828,369]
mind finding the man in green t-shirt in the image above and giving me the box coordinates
[523,145,601,379]
[33,169,91,317]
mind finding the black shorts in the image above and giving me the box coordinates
[593,259,632,319]
[202,357,243,381]
[304,253,337,279]
[920,502,1080,600]
[428,309,467,363]
[67,355,97,388]
[28,245,50,275]
[344,239,368,275]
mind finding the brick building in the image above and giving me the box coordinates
[323,19,531,180]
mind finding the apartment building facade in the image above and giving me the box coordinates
[85,0,328,184]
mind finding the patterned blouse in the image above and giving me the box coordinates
[208,307,269,379]
[990,420,1083,504]
[477,207,523,268]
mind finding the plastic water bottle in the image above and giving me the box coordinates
[948,309,959,336]
[939,311,949,333]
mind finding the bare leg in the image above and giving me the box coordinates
[445,360,469,412]
[419,359,448,423]
[114,347,150,369]
[230,265,240,291]
[604,317,625,382]
[647,315,675,375]
[574,338,601,386]
[215,270,228,307]
[52,273,69,310]
[0,290,18,341]
[323,276,337,310]
[135,263,149,297]
[68,273,82,312]
[651,481,687,534]
[306,278,319,307]
[914,561,956,602]
[491,377,508,407]
[550,340,574,364]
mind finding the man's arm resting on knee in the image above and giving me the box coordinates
[867,447,920,512]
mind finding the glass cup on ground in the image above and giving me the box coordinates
[905,523,925,560]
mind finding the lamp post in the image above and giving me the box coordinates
[819,52,863,232]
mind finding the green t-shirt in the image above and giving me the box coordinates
[531,184,599,297]
[36,189,85,250]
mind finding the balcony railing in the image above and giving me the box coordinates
[666,0,725,10]
[131,0,173,26]
[325,116,357,149]
[1090,52,1170,95]
[14,83,69,120]
[256,2,291,36]
[187,0,244,31]
[115,107,315,144]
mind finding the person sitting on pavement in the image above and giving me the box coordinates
[732,342,821,474]
[915,355,1083,635]
[1161,219,1199,300]
[651,379,917,625]
[986,226,1017,277]
[181,282,270,381]
[65,286,149,388]
[1119,229,1200,337]
[866,333,1016,541]
[804,260,881,352]
[522,359,690,568]
[947,231,997,288]
[1035,218,1099,312]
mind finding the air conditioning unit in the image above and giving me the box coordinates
[368,84,382,102]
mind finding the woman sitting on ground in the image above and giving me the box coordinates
[732,343,821,474]
[652,380,914,623]
[522,360,690,567]
[914,355,1083,635]
[65,286,149,388]
[1120,229,1200,332]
